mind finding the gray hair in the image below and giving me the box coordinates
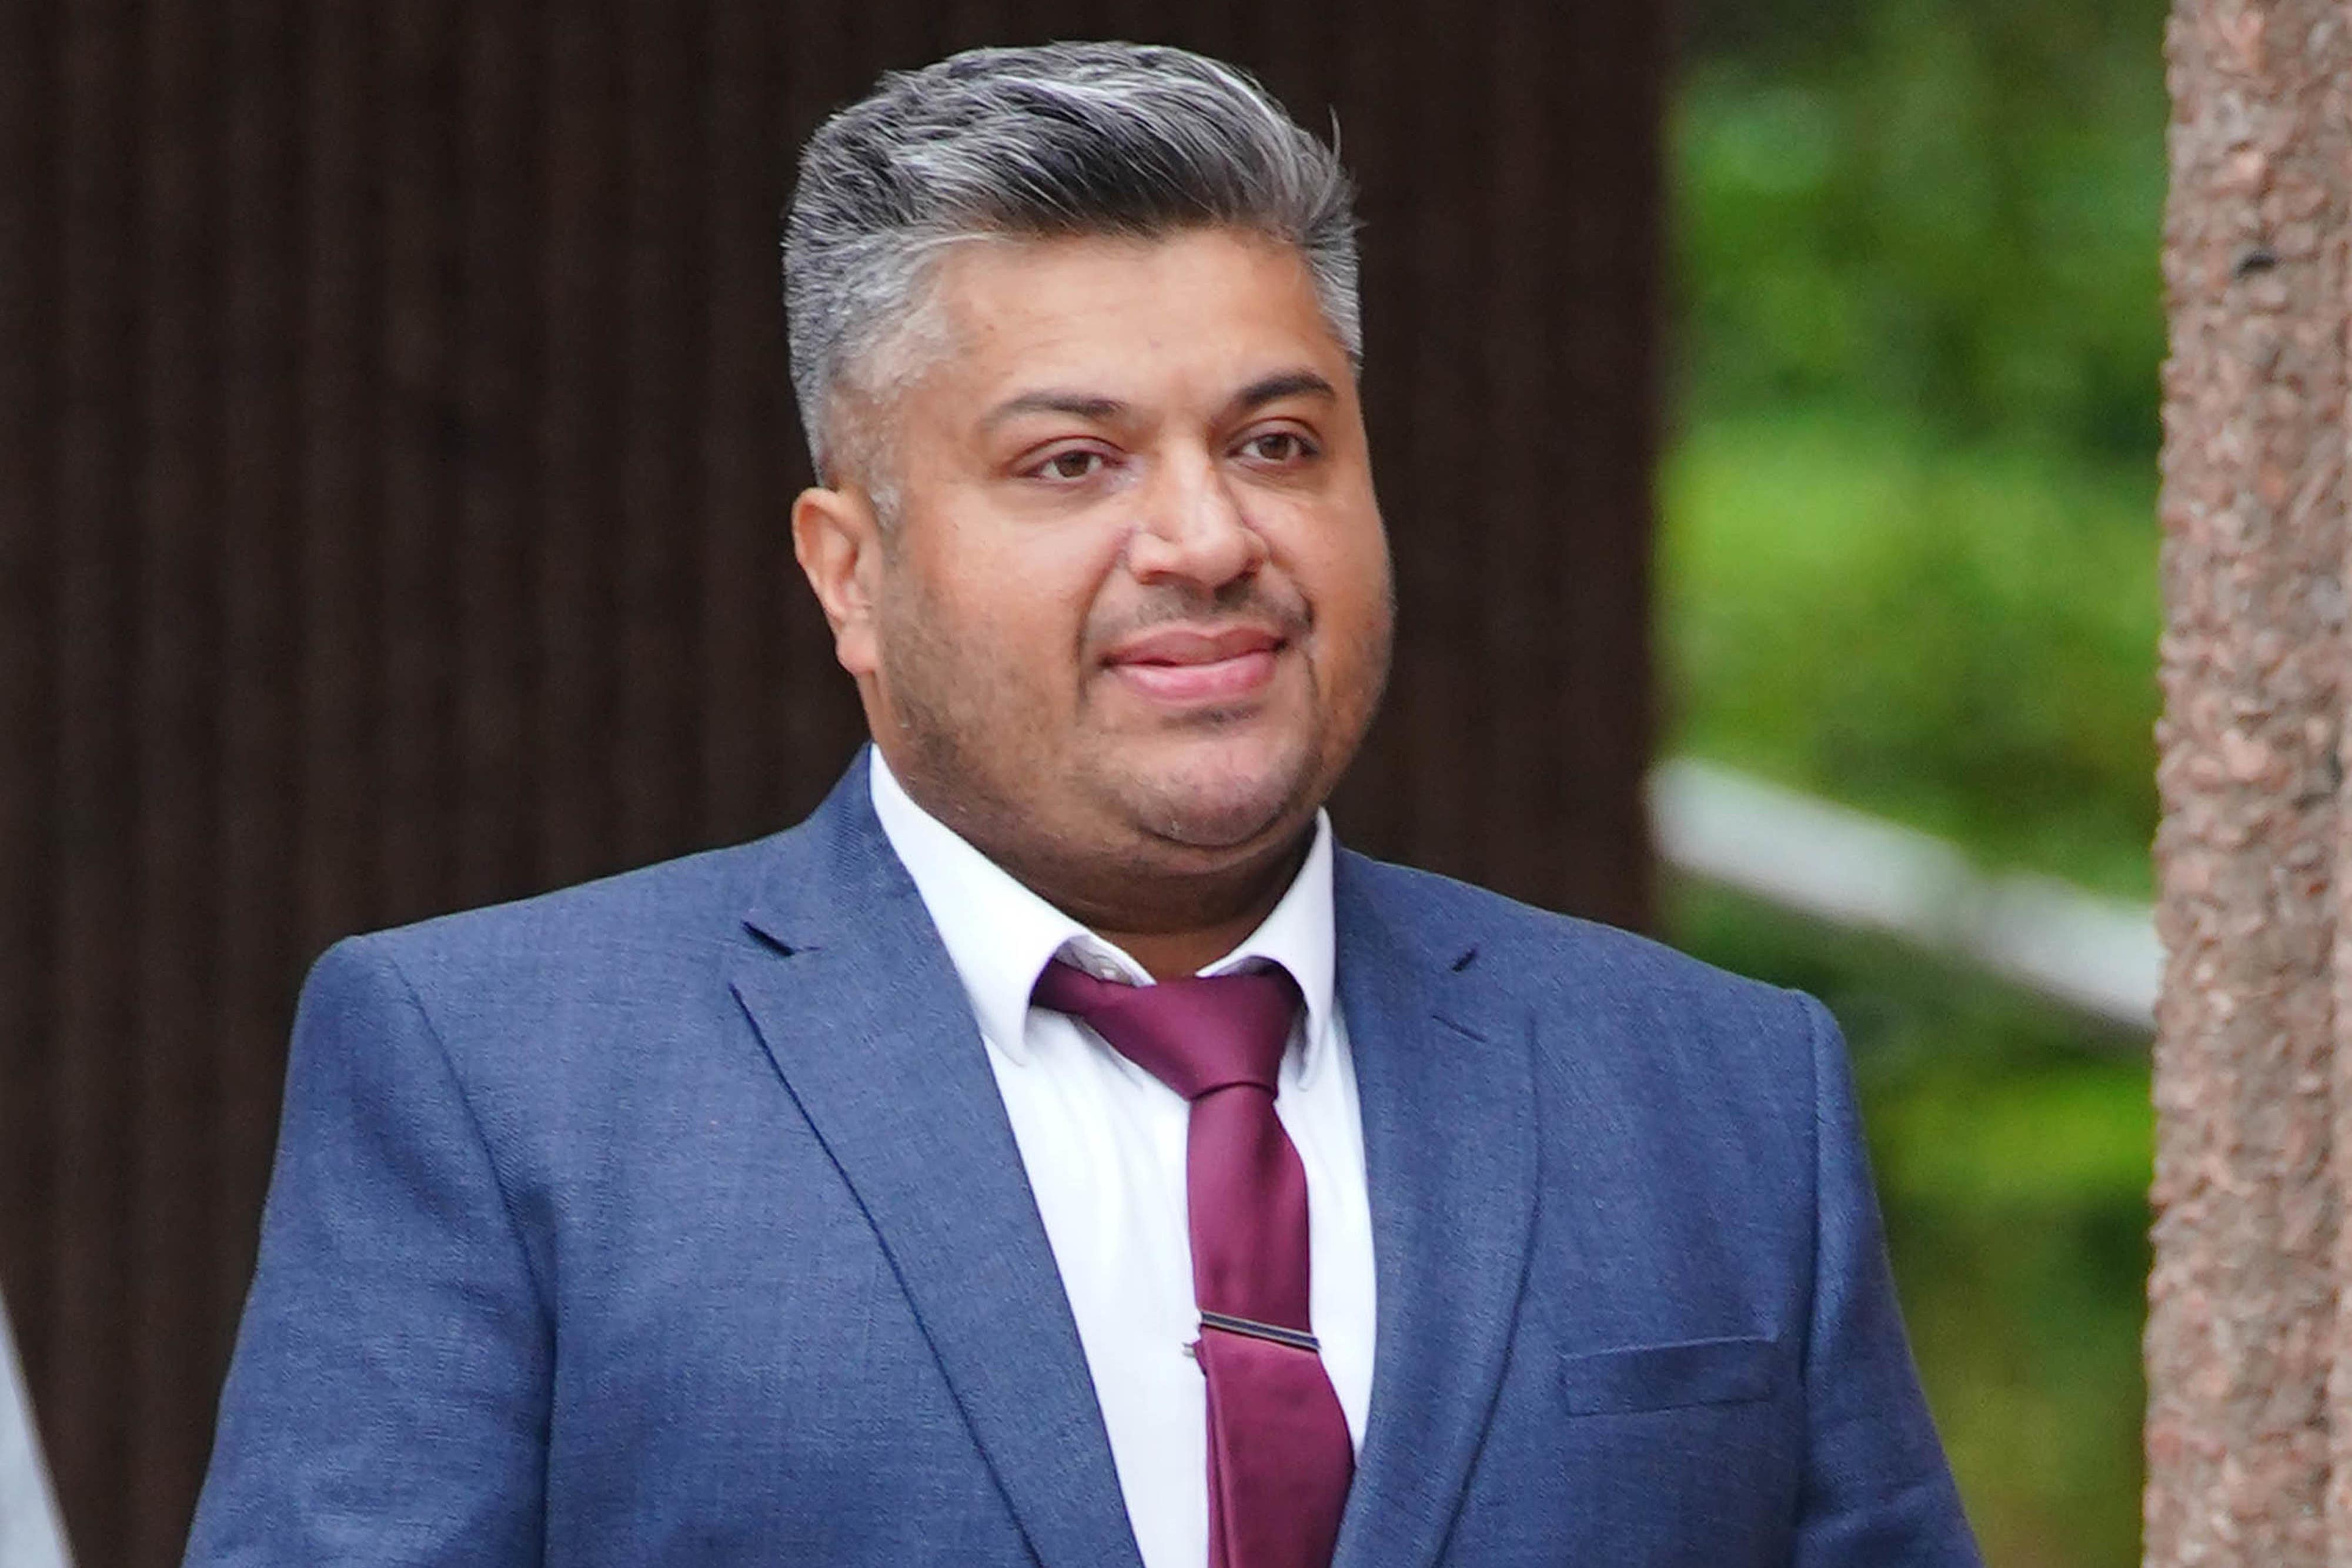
[782,41,1362,479]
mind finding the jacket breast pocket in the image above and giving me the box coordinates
[1557,1334,1785,1416]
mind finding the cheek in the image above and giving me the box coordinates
[1300,521,1394,668]
[896,533,1101,689]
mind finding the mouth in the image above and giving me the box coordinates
[1101,624,1288,706]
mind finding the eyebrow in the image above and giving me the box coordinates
[1225,369,1338,416]
[977,369,1339,434]
[979,390,1131,432]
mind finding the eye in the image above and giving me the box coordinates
[1027,447,1112,483]
[1237,429,1318,466]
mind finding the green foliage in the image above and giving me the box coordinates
[1665,0,2170,897]
[1661,410,2160,898]
[1675,0,2169,460]
[1662,1,2168,1563]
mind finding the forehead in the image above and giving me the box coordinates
[918,228,1350,410]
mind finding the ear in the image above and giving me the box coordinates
[791,484,884,678]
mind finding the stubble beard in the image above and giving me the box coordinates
[875,591,1331,884]
[1087,697,1323,852]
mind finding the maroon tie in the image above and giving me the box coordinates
[1032,959,1352,1568]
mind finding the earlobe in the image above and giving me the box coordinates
[791,486,881,677]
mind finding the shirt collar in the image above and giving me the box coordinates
[867,747,1339,1084]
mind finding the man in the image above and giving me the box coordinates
[186,42,1979,1567]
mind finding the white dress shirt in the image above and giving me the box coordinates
[868,751,1377,1568]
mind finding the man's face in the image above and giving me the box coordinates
[806,227,1393,891]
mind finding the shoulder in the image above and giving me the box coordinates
[1338,850,1825,1052]
[282,826,834,1175]
[311,824,810,1034]
[1339,852,1837,1222]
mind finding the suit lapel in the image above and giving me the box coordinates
[1330,855,1539,1568]
[730,758,1142,1568]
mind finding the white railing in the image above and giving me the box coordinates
[1648,756,2159,1032]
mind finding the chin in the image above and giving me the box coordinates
[1113,737,1319,852]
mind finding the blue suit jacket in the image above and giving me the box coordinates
[186,753,1980,1566]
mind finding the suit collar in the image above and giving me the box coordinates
[862,745,1344,1088]
[1329,852,1540,1568]
[735,753,1145,1568]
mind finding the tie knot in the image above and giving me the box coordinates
[1031,958,1302,1100]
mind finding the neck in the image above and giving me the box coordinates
[871,746,1319,981]
[1010,827,1312,981]
[1082,862,1302,979]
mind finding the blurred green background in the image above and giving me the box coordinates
[1662,0,2163,1562]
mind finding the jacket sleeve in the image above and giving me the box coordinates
[1791,991,1984,1567]
[183,937,550,1566]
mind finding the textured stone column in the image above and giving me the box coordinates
[2148,1,2352,1563]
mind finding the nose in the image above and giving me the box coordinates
[1124,448,1267,591]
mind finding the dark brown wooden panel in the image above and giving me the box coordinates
[0,0,60,1548]
[0,3,1662,1559]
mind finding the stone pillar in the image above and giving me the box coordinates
[2148,1,2352,1562]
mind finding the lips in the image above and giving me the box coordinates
[1102,624,1287,705]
